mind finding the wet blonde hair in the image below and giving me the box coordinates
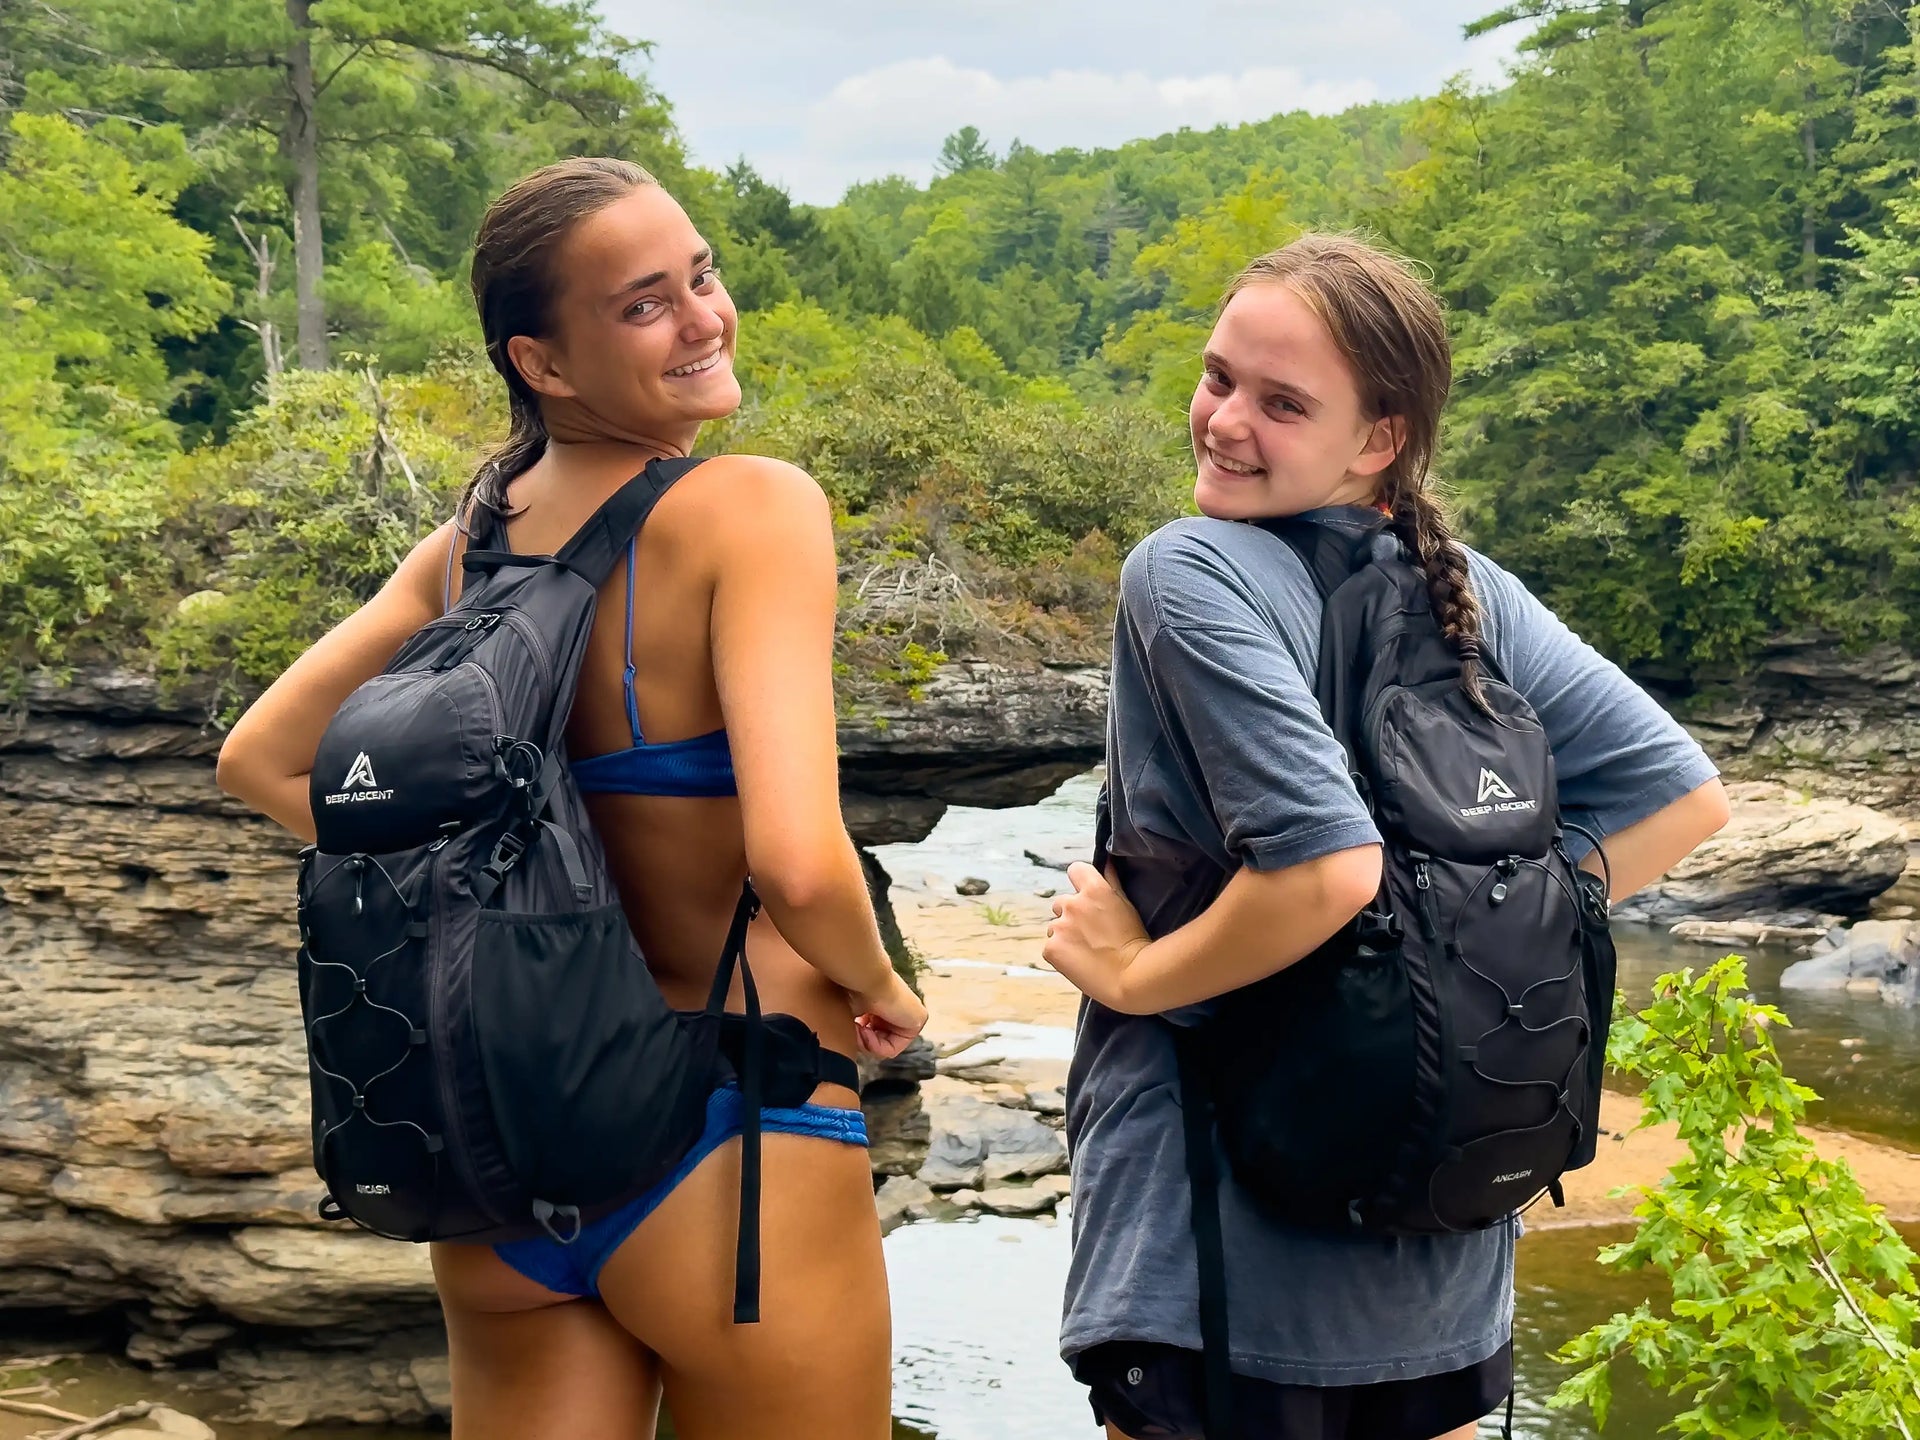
[1223,233,1486,703]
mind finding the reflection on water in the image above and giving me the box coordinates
[1503,1227,1669,1438]
[1613,926,1920,1149]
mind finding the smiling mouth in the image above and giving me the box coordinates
[1206,447,1264,477]
[666,347,725,378]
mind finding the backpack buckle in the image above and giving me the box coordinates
[481,828,528,885]
[1354,909,1401,950]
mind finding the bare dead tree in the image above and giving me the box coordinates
[231,214,284,380]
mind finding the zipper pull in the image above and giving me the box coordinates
[350,857,366,917]
[1411,858,1439,940]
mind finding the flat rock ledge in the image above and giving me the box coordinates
[1612,781,1907,926]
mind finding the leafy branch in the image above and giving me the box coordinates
[1552,958,1920,1436]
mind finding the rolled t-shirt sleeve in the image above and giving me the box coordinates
[1472,554,1719,841]
[1138,620,1381,873]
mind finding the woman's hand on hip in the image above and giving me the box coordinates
[847,970,928,1060]
[1042,862,1150,1011]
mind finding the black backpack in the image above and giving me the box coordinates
[1094,516,1615,1436]
[295,458,853,1323]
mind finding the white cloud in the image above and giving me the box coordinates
[763,57,1378,201]
[599,0,1523,204]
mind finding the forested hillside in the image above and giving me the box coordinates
[3,0,1916,705]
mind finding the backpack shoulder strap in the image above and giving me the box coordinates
[556,456,706,588]
[1254,514,1385,601]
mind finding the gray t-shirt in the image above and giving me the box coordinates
[1062,509,1719,1387]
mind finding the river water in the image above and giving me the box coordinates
[11,771,1912,1438]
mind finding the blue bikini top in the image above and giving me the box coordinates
[448,461,737,800]
[571,532,738,799]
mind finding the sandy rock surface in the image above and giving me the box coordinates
[1612,781,1907,923]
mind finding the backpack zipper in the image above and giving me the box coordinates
[497,610,554,692]
[465,659,504,729]
[430,612,503,672]
[1411,855,1440,941]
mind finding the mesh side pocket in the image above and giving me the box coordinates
[298,851,444,1240]
[472,905,710,1207]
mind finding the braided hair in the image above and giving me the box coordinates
[1222,234,1489,708]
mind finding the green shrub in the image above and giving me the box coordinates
[1554,958,1920,1436]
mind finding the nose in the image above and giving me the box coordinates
[682,290,726,344]
[1207,385,1254,442]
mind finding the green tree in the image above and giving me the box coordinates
[935,125,996,176]
[1404,0,1917,668]
[0,112,227,668]
[1101,171,1298,411]
[57,0,669,369]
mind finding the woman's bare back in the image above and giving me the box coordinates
[479,451,861,1064]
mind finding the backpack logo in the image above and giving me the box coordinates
[1459,766,1536,819]
[1492,1169,1534,1185]
[355,1182,393,1196]
[323,750,394,806]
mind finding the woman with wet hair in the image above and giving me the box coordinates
[217,157,925,1439]
[1042,234,1730,1440]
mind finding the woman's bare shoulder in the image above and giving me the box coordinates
[683,453,824,505]
[668,454,831,552]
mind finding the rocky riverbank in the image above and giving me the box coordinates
[1608,781,1907,926]
[1675,640,1920,817]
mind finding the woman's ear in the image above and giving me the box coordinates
[505,334,577,401]
[1351,415,1406,478]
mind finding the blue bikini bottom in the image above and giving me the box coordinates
[492,1085,869,1298]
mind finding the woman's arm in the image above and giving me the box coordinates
[705,458,925,1053]
[1581,776,1730,900]
[1043,845,1381,1015]
[1048,779,1732,1016]
[216,522,455,840]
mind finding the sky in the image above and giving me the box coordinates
[596,1,1524,205]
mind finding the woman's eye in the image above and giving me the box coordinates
[626,298,662,320]
[1270,397,1304,417]
[1202,368,1229,392]
[693,267,719,290]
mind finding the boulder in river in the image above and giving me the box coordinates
[955,877,991,896]
[978,1183,1056,1216]
[875,1175,935,1233]
[1611,782,1907,924]
[1781,919,1919,1006]
[916,1092,1068,1189]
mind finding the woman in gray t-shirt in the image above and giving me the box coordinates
[1042,235,1730,1440]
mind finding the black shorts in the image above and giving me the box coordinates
[1074,1340,1513,1440]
